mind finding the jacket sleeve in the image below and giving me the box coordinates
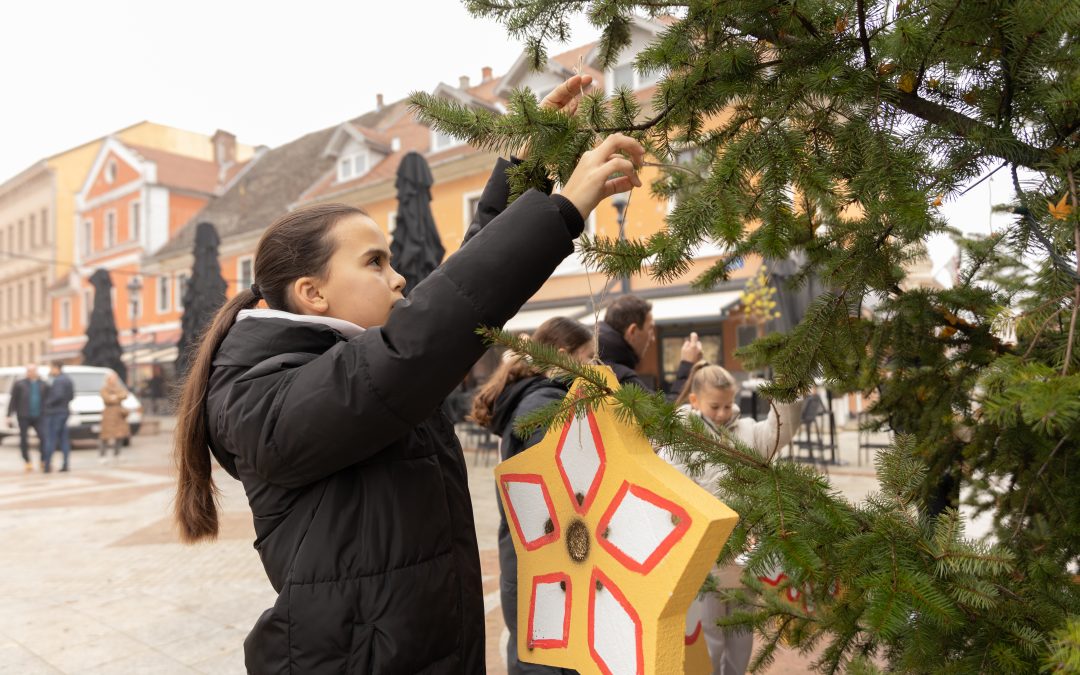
[462,158,554,246]
[737,400,805,456]
[667,359,695,400]
[7,382,17,417]
[220,190,579,489]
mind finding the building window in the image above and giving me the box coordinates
[41,208,48,244]
[431,128,465,152]
[606,62,662,94]
[40,275,46,314]
[28,279,35,317]
[130,202,141,241]
[105,211,117,248]
[82,288,93,325]
[60,299,71,331]
[16,344,22,365]
[28,213,36,248]
[156,275,171,314]
[16,282,23,318]
[237,256,254,292]
[463,191,482,237]
[105,159,118,184]
[175,272,189,310]
[17,219,24,251]
[337,152,369,183]
[82,220,93,257]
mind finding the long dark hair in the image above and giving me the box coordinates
[174,203,367,543]
[470,317,591,429]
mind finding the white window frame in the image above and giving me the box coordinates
[82,288,93,326]
[462,190,483,239]
[336,151,370,183]
[430,128,465,153]
[175,272,189,311]
[105,210,117,248]
[60,299,71,331]
[127,278,142,320]
[156,275,171,314]
[387,211,397,234]
[105,159,118,184]
[237,255,254,293]
[129,201,141,242]
[82,219,93,258]
[606,61,662,94]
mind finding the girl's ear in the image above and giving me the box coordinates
[291,276,328,315]
[687,392,699,409]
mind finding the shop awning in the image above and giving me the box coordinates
[504,305,589,333]
[648,290,743,325]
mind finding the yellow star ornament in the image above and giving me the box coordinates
[495,367,739,674]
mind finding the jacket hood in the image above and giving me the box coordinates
[598,320,639,370]
[490,375,567,435]
[214,314,350,369]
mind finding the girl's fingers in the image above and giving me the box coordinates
[596,133,646,169]
[603,175,636,197]
[598,156,641,188]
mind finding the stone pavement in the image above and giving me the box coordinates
[0,419,887,674]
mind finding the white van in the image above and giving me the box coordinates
[0,365,143,441]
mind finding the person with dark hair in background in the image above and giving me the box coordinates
[598,294,701,396]
[42,361,75,472]
[7,364,48,472]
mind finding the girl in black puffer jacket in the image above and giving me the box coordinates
[171,75,645,675]
[471,317,592,675]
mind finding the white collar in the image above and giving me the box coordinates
[236,308,366,338]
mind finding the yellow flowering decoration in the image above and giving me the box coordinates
[495,367,738,674]
[740,265,781,335]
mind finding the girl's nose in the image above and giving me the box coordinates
[390,268,406,294]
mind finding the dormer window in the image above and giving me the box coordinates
[606,61,662,94]
[337,152,369,183]
[105,159,118,184]
[431,128,465,153]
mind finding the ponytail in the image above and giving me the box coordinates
[674,361,737,407]
[471,317,591,429]
[173,288,260,542]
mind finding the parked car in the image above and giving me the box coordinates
[0,365,142,441]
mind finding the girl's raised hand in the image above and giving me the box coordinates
[539,74,592,115]
[556,133,645,220]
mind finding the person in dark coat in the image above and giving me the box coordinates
[471,317,593,675]
[598,294,699,397]
[7,365,48,472]
[42,361,75,472]
[171,79,644,674]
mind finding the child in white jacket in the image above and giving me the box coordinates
[663,358,803,674]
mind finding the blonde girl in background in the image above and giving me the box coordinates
[664,335,803,674]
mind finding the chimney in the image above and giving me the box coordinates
[211,129,236,167]
[376,93,384,110]
[459,75,471,90]
[481,66,493,83]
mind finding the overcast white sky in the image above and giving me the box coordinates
[2,0,1007,276]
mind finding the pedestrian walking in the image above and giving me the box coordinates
[99,372,130,463]
[7,364,49,472]
[42,362,75,472]
[471,316,593,675]
[170,74,644,675]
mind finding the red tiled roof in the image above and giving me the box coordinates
[127,144,222,195]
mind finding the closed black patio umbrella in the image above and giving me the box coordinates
[391,152,445,296]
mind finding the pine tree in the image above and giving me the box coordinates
[414,1,1080,671]
[176,222,227,376]
[82,268,127,382]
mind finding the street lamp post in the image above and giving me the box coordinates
[126,276,142,393]
[611,192,631,294]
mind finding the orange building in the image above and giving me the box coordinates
[49,132,255,382]
[144,19,762,395]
